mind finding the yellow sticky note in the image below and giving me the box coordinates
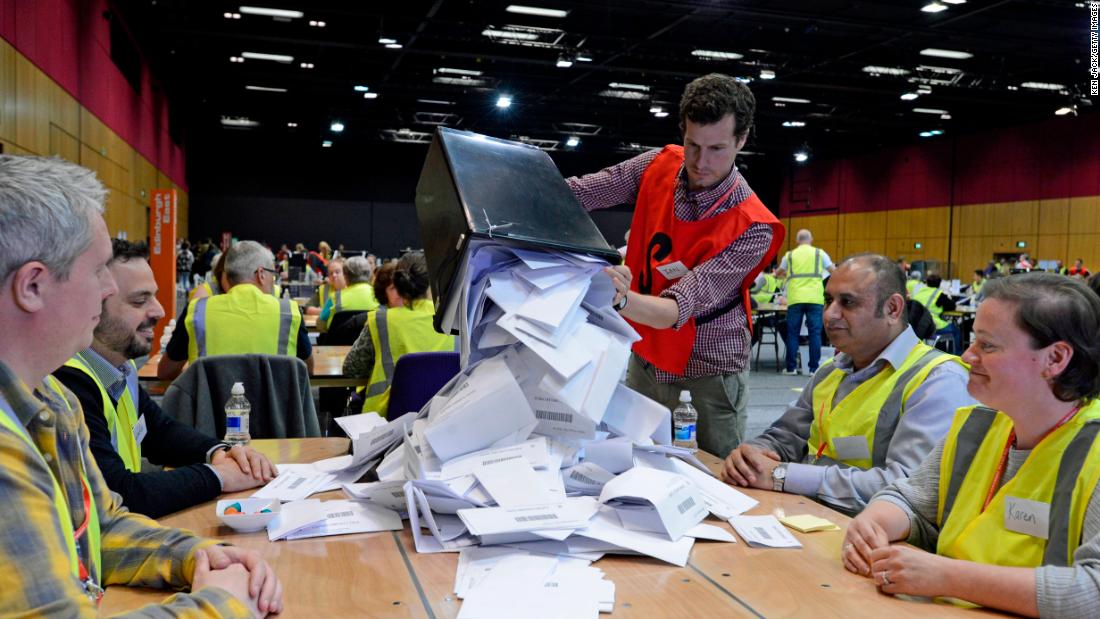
[779,514,841,533]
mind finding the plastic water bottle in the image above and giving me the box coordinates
[223,382,251,446]
[672,390,698,450]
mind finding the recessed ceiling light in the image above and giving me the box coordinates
[496,95,512,108]
[354,85,370,92]
[435,67,483,77]
[921,3,948,12]
[913,107,949,114]
[692,49,744,60]
[794,151,809,162]
[229,56,244,63]
[920,48,973,59]
[322,140,333,147]
[1021,81,1066,91]
[245,85,287,92]
[654,111,669,118]
[385,43,403,49]
[556,57,573,68]
[609,82,649,91]
[941,113,952,119]
[482,28,540,40]
[773,96,811,104]
[575,55,593,62]
[1055,106,1075,116]
[364,92,379,99]
[900,92,920,100]
[930,130,944,135]
[378,38,397,44]
[505,5,569,18]
[417,99,455,105]
[942,0,966,4]
[287,122,298,128]
[649,106,663,114]
[220,116,259,127]
[223,12,241,19]
[917,86,933,94]
[330,121,345,132]
[782,121,806,127]
[919,131,935,137]
[863,65,910,76]
[238,6,303,18]
[299,62,314,69]
[308,20,326,27]
[241,52,294,63]
[759,70,776,80]
[566,136,580,147]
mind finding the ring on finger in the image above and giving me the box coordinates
[880,571,892,586]
[843,543,853,553]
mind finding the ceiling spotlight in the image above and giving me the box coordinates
[917,86,933,94]
[287,122,298,128]
[794,151,809,163]
[1055,106,1076,116]
[919,131,934,137]
[299,62,314,69]
[354,85,370,92]
[364,92,379,99]
[649,106,663,114]
[920,48,973,59]
[379,38,397,44]
[245,85,287,92]
[241,51,294,63]
[223,12,242,19]
[322,140,333,148]
[229,56,244,63]
[773,97,811,104]
[759,70,776,80]
[496,95,512,108]
[556,56,573,68]
[940,113,952,119]
[575,55,593,62]
[921,3,949,12]
[239,6,303,19]
[506,5,569,18]
[913,107,949,114]
[900,92,920,100]
[782,121,806,127]
[566,136,580,147]
[654,111,669,118]
[929,129,944,135]
[385,43,403,49]
[942,0,966,4]
[308,20,326,27]
[609,82,649,91]
[330,121,345,132]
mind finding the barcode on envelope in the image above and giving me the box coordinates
[754,526,772,540]
[327,511,355,519]
[482,455,522,466]
[569,470,599,485]
[514,513,559,523]
[676,497,697,514]
[536,410,573,423]
[288,478,305,490]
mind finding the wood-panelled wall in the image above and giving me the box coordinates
[778,197,1100,277]
[0,38,188,240]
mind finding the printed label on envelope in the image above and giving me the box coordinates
[1005,496,1049,539]
[832,435,870,461]
[656,261,690,280]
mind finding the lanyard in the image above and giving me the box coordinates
[696,175,742,220]
[981,404,1081,512]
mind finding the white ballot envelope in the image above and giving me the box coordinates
[598,467,707,541]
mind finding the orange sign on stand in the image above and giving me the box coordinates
[149,190,177,350]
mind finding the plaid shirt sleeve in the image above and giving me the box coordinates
[0,371,251,618]
[565,149,661,212]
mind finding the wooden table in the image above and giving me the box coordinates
[138,345,365,391]
[101,439,1004,618]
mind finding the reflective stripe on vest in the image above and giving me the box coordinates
[362,300,456,415]
[0,379,103,592]
[752,273,780,305]
[327,283,379,328]
[186,284,300,360]
[937,401,1100,568]
[62,356,142,472]
[807,343,959,469]
[912,286,948,330]
[785,245,825,305]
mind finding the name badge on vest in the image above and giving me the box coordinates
[656,261,690,280]
[1004,496,1050,539]
[133,414,148,444]
[832,436,871,461]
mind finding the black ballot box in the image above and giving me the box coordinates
[415,127,621,333]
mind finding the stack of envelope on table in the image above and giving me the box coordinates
[329,241,763,617]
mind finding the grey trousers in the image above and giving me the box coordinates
[624,353,748,458]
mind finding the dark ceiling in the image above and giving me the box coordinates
[117,0,1094,164]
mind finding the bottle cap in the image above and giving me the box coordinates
[679,390,691,403]
[231,382,245,395]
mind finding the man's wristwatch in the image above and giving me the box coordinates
[771,463,789,492]
[613,293,628,312]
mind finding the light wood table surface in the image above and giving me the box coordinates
[137,345,364,392]
[99,440,1007,618]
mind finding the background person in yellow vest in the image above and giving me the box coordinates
[779,229,835,375]
[569,74,786,458]
[967,269,986,299]
[343,252,455,416]
[0,155,282,616]
[722,254,973,514]
[911,273,962,353]
[319,255,378,331]
[750,261,782,305]
[158,240,313,380]
[53,239,276,519]
[843,273,1100,615]
[305,256,346,317]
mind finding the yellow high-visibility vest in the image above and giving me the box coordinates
[912,286,948,330]
[62,355,142,472]
[785,245,825,305]
[325,283,379,329]
[185,284,301,361]
[361,300,456,416]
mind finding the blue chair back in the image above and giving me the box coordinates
[386,352,461,421]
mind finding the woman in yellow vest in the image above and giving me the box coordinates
[318,256,378,331]
[841,273,1100,615]
[343,252,455,416]
[305,257,346,316]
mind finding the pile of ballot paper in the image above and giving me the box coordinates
[255,242,767,618]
